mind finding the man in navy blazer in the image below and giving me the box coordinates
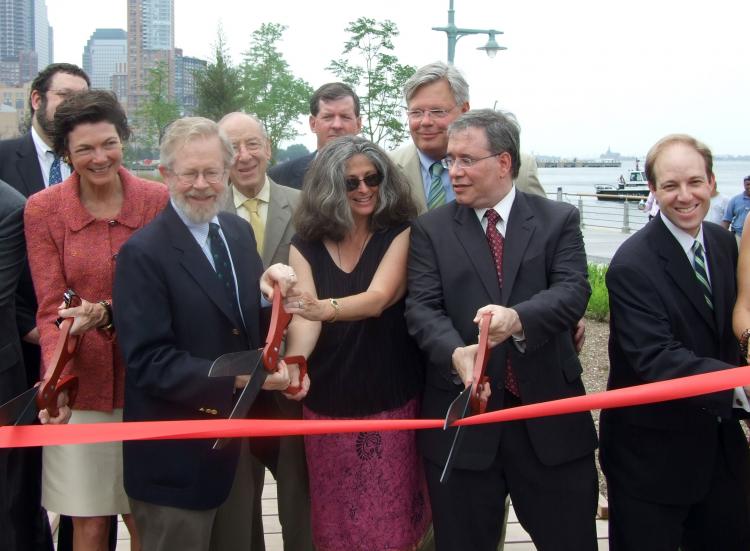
[405,109,598,550]
[601,134,750,550]
[268,82,361,190]
[114,117,302,550]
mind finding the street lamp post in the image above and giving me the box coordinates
[432,0,507,64]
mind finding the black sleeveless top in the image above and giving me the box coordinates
[292,223,423,417]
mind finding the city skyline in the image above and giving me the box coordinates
[36,0,750,156]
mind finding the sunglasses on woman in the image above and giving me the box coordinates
[344,173,383,191]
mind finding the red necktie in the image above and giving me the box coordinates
[485,209,520,397]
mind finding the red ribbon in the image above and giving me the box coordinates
[2,366,749,449]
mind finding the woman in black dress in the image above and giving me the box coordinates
[283,136,430,551]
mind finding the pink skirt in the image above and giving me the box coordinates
[303,399,431,551]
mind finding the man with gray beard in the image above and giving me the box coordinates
[113,117,301,551]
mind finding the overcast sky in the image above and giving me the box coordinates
[46,0,749,157]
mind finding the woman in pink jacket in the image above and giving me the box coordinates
[24,90,168,551]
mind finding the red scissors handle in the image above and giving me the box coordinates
[261,282,308,395]
[37,292,82,417]
[469,312,492,414]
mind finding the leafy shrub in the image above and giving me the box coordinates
[586,263,609,321]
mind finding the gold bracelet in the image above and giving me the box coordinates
[328,298,340,323]
[739,328,750,360]
[98,300,114,331]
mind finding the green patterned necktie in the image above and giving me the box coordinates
[427,161,446,210]
[691,240,713,310]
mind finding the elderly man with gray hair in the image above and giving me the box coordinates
[113,117,302,551]
[217,111,313,551]
[390,61,545,213]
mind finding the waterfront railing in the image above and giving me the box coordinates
[551,188,649,234]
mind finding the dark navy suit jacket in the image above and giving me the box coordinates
[601,215,750,505]
[114,203,264,510]
[267,152,315,190]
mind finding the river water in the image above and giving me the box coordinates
[537,160,750,232]
[539,159,750,197]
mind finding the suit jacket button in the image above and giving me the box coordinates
[232,328,240,336]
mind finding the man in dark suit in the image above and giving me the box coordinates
[218,112,312,551]
[600,134,750,550]
[113,117,301,550]
[0,180,53,550]
[0,63,90,197]
[268,82,361,189]
[405,109,598,551]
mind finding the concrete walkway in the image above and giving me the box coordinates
[583,226,635,265]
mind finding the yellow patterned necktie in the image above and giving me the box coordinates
[243,198,264,255]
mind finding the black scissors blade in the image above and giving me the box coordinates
[439,386,472,484]
[208,350,263,378]
[212,361,267,450]
[0,387,39,426]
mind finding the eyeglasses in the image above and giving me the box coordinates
[442,153,500,170]
[405,107,456,121]
[171,168,226,185]
[344,173,383,191]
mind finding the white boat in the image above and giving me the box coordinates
[595,160,649,201]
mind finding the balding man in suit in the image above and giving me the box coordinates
[218,112,312,551]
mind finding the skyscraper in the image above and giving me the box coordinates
[126,0,174,113]
[83,28,127,90]
[0,0,52,85]
[174,50,206,116]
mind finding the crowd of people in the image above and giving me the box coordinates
[1,59,749,551]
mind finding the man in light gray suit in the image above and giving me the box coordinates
[390,61,545,213]
[217,112,312,551]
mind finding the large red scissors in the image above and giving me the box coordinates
[0,289,81,426]
[439,312,493,483]
[208,282,307,449]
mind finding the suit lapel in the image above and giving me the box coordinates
[263,182,292,267]
[703,226,733,337]
[501,193,535,305]
[164,204,241,326]
[453,205,502,304]
[653,217,716,332]
[16,135,45,196]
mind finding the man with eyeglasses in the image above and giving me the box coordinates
[405,109,598,551]
[269,82,362,190]
[113,117,303,551]
[0,63,90,196]
[0,62,90,551]
[390,61,544,214]
[218,112,313,551]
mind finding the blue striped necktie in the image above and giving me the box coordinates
[691,240,713,310]
[48,155,63,186]
[208,222,242,322]
[427,161,446,210]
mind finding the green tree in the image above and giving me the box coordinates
[240,23,313,153]
[274,143,310,164]
[195,28,245,121]
[137,61,180,147]
[328,18,415,149]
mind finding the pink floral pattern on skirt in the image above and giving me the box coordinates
[303,398,431,551]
